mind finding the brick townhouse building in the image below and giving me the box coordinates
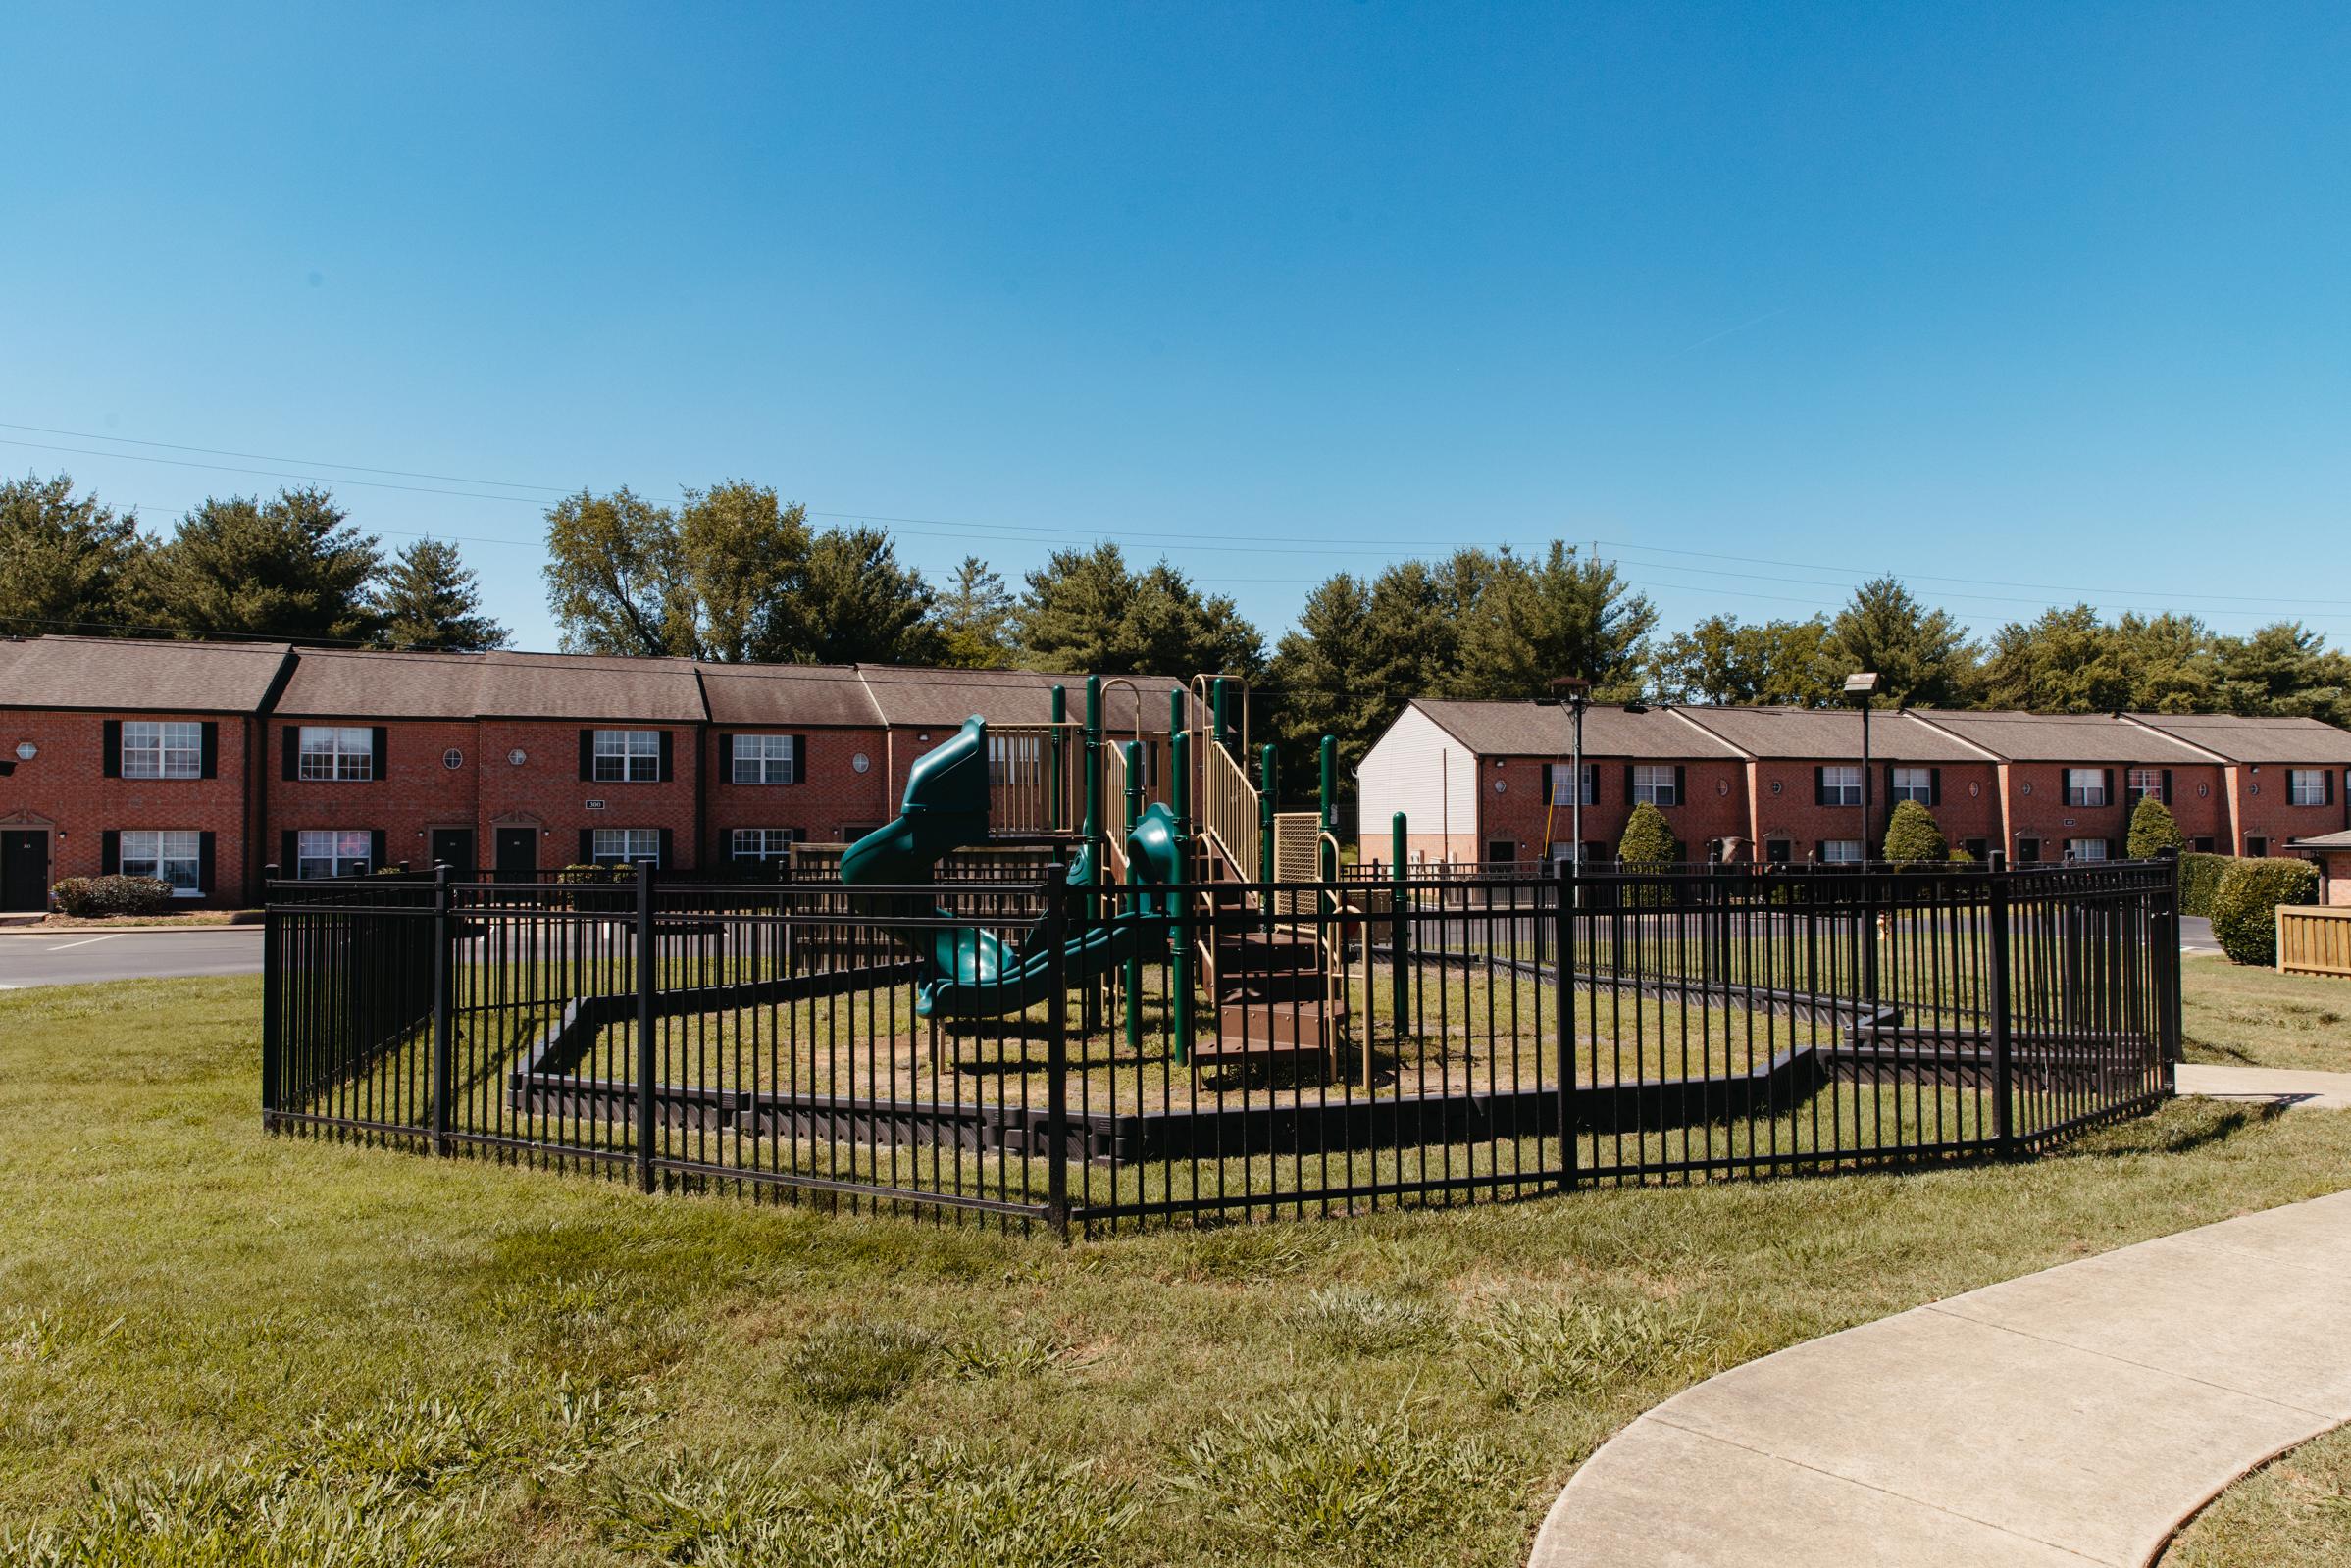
[1358,696,2351,870]
[0,636,1180,910]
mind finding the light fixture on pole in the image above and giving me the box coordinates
[1549,678,1590,870]
[1843,673,1880,858]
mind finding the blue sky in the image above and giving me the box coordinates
[6,2,2348,654]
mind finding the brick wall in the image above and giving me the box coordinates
[0,710,256,905]
[2231,764,2351,854]
[476,720,704,872]
[704,725,893,860]
[265,717,480,876]
[1475,756,1747,861]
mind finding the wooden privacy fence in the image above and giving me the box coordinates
[2276,904,2351,979]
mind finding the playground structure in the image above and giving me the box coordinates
[260,672,2184,1235]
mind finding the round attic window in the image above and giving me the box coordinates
[852,753,871,775]
[1492,778,1507,795]
[442,748,464,770]
[12,741,33,761]
[507,748,528,766]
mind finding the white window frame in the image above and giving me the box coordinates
[1819,838,1865,865]
[299,726,374,782]
[593,730,662,784]
[1631,765,1678,806]
[2126,768,2165,801]
[592,828,662,865]
[1549,764,1598,806]
[731,828,801,861]
[2068,837,2110,863]
[119,829,202,894]
[2289,769,2326,806]
[296,829,373,880]
[122,720,203,780]
[1819,765,1863,806]
[2064,769,2108,808]
[732,733,798,785]
[1890,766,1933,804]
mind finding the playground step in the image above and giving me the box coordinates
[1220,972,1334,1006]
[1213,932,1320,971]
[1187,1036,1325,1067]
[1216,999,1333,1048]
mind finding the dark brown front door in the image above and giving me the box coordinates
[1,831,49,911]
[494,828,537,882]
[430,829,476,876]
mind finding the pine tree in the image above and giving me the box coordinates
[2125,795,2186,859]
[134,487,382,642]
[1013,542,1263,677]
[0,473,145,638]
[793,526,941,665]
[1822,577,1977,708]
[374,538,508,651]
[1881,799,1948,863]
[934,557,1014,668]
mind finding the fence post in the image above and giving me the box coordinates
[2157,847,2182,1081]
[1043,858,1071,1241]
[1555,851,1577,1192]
[1390,812,1409,1035]
[261,863,281,1127]
[635,857,657,1194]
[1989,853,2017,1157]
[431,862,454,1156]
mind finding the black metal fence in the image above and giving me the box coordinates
[262,857,2180,1235]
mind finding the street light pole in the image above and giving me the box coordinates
[1844,672,1881,860]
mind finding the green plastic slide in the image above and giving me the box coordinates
[836,715,1181,1019]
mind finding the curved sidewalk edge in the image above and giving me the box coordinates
[1530,1189,2351,1568]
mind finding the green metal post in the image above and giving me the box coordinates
[1082,676,1103,1033]
[1123,739,1144,1055]
[1170,730,1193,1065]
[1083,677,1102,885]
[1318,734,1338,884]
[1391,811,1409,1033]
[1048,683,1066,832]
[1259,742,1277,935]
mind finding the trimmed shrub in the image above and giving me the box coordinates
[2210,858,2321,967]
[47,875,176,918]
[2179,852,2245,917]
[2125,796,2186,860]
[1880,800,1947,865]
[1616,803,1678,869]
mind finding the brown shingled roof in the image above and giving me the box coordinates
[699,663,882,728]
[1673,706,1992,762]
[0,635,292,713]
[1906,710,2213,763]
[272,647,484,718]
[473,651,706,722]
[2121,713,2351,765]
[857,666,1182,733]
[1410,699,1742,760]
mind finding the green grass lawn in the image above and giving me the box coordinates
[4,975,2349,1567]
[2181,954,2351,1072]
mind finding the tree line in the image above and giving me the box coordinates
[7,471,2347,805]
[0,474,506,651]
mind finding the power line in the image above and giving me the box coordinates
[16,419,2351,620]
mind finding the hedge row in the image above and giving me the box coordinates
[2178,852,2243,917]
[48,875,177,918]
[2210,858,2322,967]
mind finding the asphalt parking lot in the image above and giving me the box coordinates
[0,927,266,988]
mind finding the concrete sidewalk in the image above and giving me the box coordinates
[1530,1189,2351,1568]
[2177,1062,2351,1111]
